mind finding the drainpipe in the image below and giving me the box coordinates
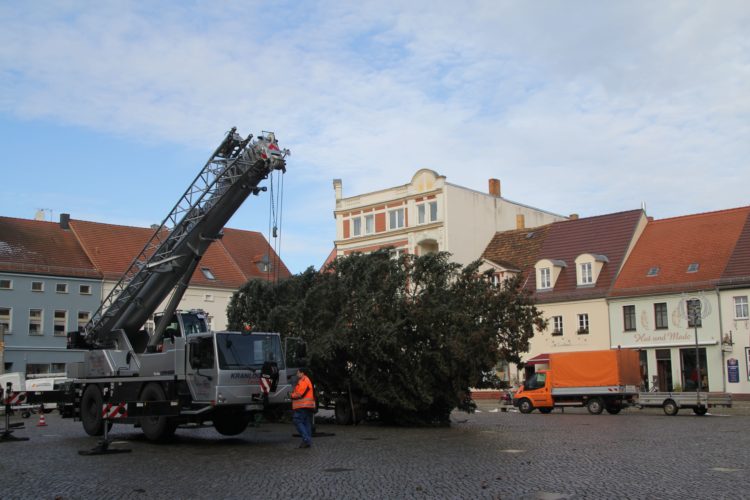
[717,287,727,392]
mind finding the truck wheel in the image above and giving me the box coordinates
[693,406,708,416]
[518,399,534,414]
[663,399,679,416]
[605,401,622,414]
[335,399,353,425]
[213,414,250,436]
[539,408,553,414]
[81,384,106,436]
[139,383,177,442]
[586,398,604,415]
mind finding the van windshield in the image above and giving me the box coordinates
[525,372,547,390]
[216,333,283,370]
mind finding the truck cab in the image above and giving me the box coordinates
[514,370,554,413]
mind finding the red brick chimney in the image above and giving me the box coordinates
[488,178,501,197]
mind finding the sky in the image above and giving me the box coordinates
[0,1,748,274]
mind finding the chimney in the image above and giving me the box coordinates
[59,213,70,230]
[569,213,579,220]
[488,178,501,197]
[516,214,525,230]
[333,179,343,201]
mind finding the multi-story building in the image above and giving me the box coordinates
[609,206,750,395]
[0,216,102,374]
[481,209,648,383]
[0,214,290,375]
[332,169,566,265]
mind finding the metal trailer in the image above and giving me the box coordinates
[635,392,732,416]
[59,128,300,441]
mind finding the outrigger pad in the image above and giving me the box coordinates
[78,440,132,456]
[0,430,30,442]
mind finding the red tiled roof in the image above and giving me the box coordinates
[482,225,551,281]
[611,206,750,297]
[0,216,100,278]
[721,211,750,285]
[321,248,337,270]
[70,220,261,288]
[220,228,291,281]
[532,210,645,302]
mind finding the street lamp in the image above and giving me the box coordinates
[679,294,711,408]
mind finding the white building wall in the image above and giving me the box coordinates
[443,184,564,266]
[719,288,750,394]
[609,293,725,393]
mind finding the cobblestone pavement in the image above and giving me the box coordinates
[1,403,748,500]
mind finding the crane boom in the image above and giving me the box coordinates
[75,128,288,349]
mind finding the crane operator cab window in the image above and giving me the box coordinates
[181,311,208,335]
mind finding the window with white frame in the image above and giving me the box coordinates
[623,305,636,331]
[29,309,43,335]
[577,313,589,334]
[77,311,90,331]
[0,307,11,335]
[539,268,551,289]
[734,296,748,320]
[364,214,374,234]
[31,281,44,292]
[54,310,67,336]
[79,284,92,295]
[388,208,405,230]
[580,262,593,285]
[552,316,563,336]
[389,248,406,260]
[0,279,12,290]
[417,201,438,224]
[204,293,215,302]
[55,283,68,294]
[352,217,362,237]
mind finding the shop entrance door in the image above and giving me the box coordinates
[655,349,673,392]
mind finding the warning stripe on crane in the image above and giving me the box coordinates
[102,402,128,419]
[259,375,271,395]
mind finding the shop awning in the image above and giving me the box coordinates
[525,353,550,366]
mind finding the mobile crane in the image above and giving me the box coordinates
[56,128,303,441]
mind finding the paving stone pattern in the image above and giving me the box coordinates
[1,404,748,499]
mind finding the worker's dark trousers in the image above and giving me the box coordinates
[293,408,313,445]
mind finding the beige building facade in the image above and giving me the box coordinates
[333,169,566,264]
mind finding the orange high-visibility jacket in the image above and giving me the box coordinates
[291,374,316,410]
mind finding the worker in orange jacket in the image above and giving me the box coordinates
[290,367,316,448]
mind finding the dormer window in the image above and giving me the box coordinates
[647,266,660,277]
[575,254,608,287]
[201,268,216,280]
[580,262,593,284]
[535,259,566,290]
[687,263,699,273]
[540,268,551,289]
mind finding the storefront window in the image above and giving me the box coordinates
[680,348,708,391]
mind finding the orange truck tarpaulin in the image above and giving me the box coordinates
[549,349,641,388]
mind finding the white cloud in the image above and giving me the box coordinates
[0,1,748,272]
